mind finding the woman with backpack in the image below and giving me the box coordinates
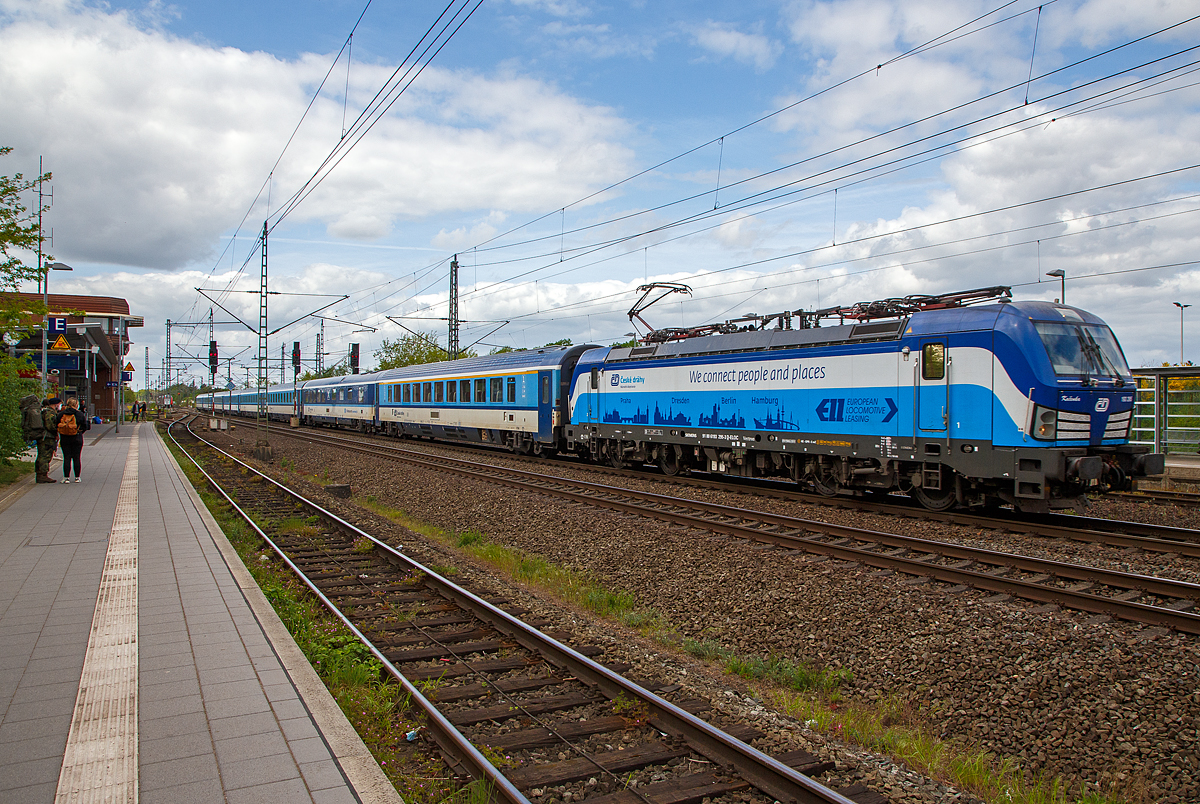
[56,398,90,483]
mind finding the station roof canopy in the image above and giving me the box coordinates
[8,293,143,326]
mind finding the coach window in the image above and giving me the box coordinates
[922,343,946,380]
[506,376,516,403]
[462,380,472,402]
[402,384,411,404]
[446,381,456,403]
[475,378,486,402]
[423,382,432,402]
[540,375,550,405]
[490,377,503,402]
[434,382,444,403]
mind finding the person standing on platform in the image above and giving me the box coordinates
[35,397,61,483]
[55,398,89,482]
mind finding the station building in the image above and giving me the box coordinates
[3,292,142,418]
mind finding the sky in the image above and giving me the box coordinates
[2,0,1200,390]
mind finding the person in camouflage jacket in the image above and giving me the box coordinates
[35,397,62,483]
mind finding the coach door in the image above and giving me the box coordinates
[537,371,553,440]
[917,341,948,432]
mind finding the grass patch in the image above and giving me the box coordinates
[681,638,852,697]
[764,688,1135,804]
[0,459,34,488]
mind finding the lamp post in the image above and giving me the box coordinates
[1174,302,1191,365]
[89,345,99,417]
[40,262,73,397]
[1046,269,1065,304]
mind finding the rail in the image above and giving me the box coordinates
[168,417,862,804]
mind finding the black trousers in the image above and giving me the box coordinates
[60,437,83,478]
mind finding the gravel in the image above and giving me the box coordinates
[213,424,1200,802]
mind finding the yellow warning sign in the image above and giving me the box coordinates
[124,362,135,372]
[50,334,71,350]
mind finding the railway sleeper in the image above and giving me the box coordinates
[432,673,565,704]
[447,691,600,727]
[505,742,691,789]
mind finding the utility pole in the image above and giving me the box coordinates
[38,156,50,397]
[254,221,272,461]
[144,346,149,414]
[165,319,172,408]
[449,255,460,360]
[316,319,325,374]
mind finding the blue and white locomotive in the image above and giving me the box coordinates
[564,286,1162,512]
[195,286,1163,512]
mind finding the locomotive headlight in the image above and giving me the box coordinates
[1032,406,1057,440]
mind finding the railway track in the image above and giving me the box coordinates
[1112,488,1200,508]
[168,418,883,804]
[255,422,1200,634]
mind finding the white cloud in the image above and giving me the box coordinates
[0,0,634,269]
[537,20,655,58]
[507,0,592,19]
[689,21,781,72]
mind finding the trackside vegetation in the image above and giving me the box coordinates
[345,487,1137,804]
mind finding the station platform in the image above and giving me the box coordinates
[0,422,401,804]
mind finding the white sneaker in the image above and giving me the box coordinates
[74,478,81,483]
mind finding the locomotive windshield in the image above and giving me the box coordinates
[1034,321,1130,379]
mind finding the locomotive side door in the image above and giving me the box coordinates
[537,370,553,440]
[917,341,948,432]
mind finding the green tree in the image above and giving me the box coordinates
[374,333,475,370]
[298,361,349,381]
[0,147,51,462]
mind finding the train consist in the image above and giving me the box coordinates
[197,286,1164,513]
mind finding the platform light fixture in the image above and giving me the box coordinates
[1174,302,1191,365]
[1045,269,1065,304]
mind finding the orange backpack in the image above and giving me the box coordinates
[57,413,78,436]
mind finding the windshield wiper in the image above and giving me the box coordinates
[1083,329,1126,387]
[1073,328,1093,385]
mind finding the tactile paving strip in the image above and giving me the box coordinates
[55,432,140,804]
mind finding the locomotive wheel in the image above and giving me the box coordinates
[659,446,681,476]
[812,465,840,497]
[913,485,957,511]
[607,443,625,470]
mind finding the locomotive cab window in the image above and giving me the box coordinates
[922,343,946,380]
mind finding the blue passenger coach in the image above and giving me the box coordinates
[371,346,594,452]
[563,290,1162,513]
